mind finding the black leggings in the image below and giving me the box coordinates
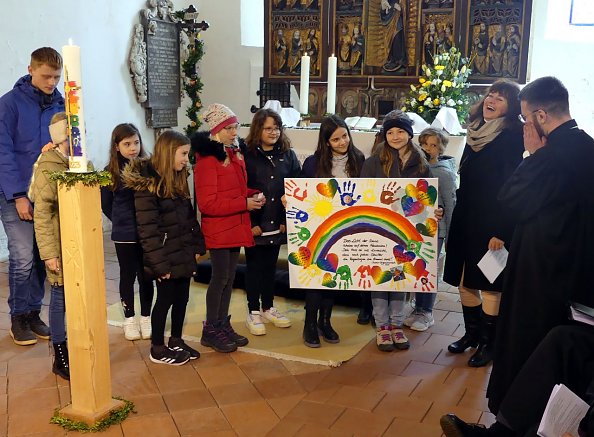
[115,242,154,318]
[245,244,281,312]
[206,248,240,322]
[151,277,191,346]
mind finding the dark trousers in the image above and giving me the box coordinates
[115,242,154,318]
[206,248,240,322]
[151,277,190,346]
[305,290,335,318]
[245,244,281,312]
[496,324,594,435]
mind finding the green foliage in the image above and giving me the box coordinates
[48,170,112,189]
[50,398,136,433]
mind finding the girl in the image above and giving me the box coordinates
[101,123,154,341]
[444,79,523,367]
[192,103,264,353]
[29,112,70,378]
[301,114,365,348]
[404,128,457,331]
[243,109,301,336]
[123,130,205,366]
[360,112,433,352]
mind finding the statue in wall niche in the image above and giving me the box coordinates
[503,24,521,77]
[129,24,148,103]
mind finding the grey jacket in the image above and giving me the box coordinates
[430,155,457,241]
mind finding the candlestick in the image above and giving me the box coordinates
[299,54,310,115]
[327,54,337,115]
[62,40,88,172]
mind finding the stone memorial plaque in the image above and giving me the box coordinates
[145,19,180,109]
[147,108,178,128]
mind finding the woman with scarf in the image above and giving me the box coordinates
[443,79,524,367]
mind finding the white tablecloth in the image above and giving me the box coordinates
[239,127,465,171]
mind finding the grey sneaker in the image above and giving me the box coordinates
[409,312,435,332]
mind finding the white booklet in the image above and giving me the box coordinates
[570,302,594,327]
[344,116,377,130]
[477,248,508,284]
[538,384,589,437]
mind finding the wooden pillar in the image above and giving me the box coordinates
[57,182,123,425]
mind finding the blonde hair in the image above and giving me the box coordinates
[151,130,191,199]
[419,127,449,155]
[50,112,67,124]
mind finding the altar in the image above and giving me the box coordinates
[239,126,466,170]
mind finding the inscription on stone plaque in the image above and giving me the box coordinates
[147,108,178,129]
[145,19,180,110]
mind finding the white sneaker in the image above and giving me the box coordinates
[261,307,292,328]
[123,316,141,340]
[403,312,417,328]
[140,316,152,339]
[246,311,266,335]
[409,312,435,332]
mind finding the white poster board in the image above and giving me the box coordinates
[285,178,439,292]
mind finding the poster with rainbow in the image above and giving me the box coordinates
[285,178,439,292]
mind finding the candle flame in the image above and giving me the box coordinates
[68,38,73,45]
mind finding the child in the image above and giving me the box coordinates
[101,123,154,341]
[122,130,205,366]
[301,114,365,348]
[243,108,301,336]
[28,112,70,379]
[360,113,433,352]
[404,127,457,331]
[192,103,264,353]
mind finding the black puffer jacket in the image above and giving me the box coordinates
[243,143,301,245]
[122,159,205,279]
[101,155,138,242]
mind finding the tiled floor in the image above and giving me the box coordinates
[0,237,495,436]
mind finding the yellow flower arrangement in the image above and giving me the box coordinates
[402,47,472,123]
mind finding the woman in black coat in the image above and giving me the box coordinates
[242,109,301,336]
[443,79,524,367]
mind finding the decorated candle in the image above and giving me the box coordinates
[299,54,310,115]
[62,39,88,172]
[326,54,337,115]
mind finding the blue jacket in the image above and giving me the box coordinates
[101,156,139,242]
[0,75,64,199]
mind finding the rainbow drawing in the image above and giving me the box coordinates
[304,205,424,267]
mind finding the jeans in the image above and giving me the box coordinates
[205,248,239,321]
[49,284,66,343]
[371,291,406,327]
[0,193,46,316]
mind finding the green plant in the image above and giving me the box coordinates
[402,47,472,123]
[48,170,112,189]
[50,398,135,433]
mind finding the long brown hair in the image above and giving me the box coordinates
[314,115,364,177]
[469,79,522,129]
[245,109,292,153]
[152,130,191,199]
[106,123,147,191]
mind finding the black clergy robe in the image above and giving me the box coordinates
[487,120,594,413]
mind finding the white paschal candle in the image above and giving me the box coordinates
[62,40,88,172]
[299,54,310,115]
[327,54,337,115]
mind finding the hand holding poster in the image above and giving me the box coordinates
[285,178,439,292]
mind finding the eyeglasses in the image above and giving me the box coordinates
[263,127,281,133]
[518,109,544,124]
[223,124,239,132]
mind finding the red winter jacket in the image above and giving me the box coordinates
[192,132,255,249]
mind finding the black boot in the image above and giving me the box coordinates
[10,314,37,346]
[468,311,497,367]
[52,341,70,380]
[303,307,320,348]
[28,310,50,340]
[448,305,481,353]
[357,292,372,325]
[440,414,489,436]
[318,302,340,344]
[221,315,249,347]
[200,320,237,353]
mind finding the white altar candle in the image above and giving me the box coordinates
[62,40,88,172]
[299,55,310,115]
[326,54,337,115]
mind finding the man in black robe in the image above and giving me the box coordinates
[486,76,594,414]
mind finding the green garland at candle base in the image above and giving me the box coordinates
[50,398,135,433]
[48,170,112,189]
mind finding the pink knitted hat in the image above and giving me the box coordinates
[201,103,238,135]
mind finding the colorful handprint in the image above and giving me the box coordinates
[285,179,308,201]
[337,181,361,206]
[288,225,311,245]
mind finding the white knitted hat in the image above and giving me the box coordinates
[200,103,238,135]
